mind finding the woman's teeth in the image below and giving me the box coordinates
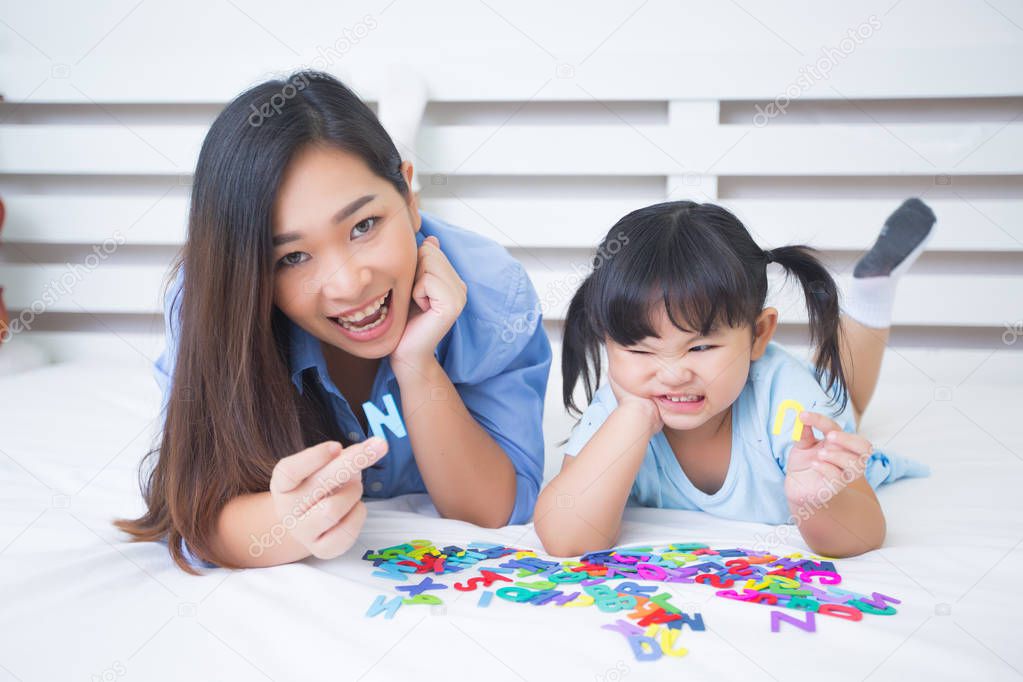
[334,292,390,331]
[339,294,388,323]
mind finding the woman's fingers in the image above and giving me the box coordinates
[269,440,383,558]
[410,245,430,312]
[412,271,463,317]
[417,238,443,276]
[310,500,368,560]
[270,441,341,494]
[411,248,455,313]
[418,238,465,294]
[304,479,365,539]
[298,437,388,505]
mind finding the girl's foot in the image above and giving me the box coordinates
[854,198,936,278]
[843,198,936,328]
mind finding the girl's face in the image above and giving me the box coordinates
[606,305,777,433]
[271,144,420,360]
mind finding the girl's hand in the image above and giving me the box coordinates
[608,370,663,437]
[784,411,872,507]
[392,236,468,369]
[268,438,388,560]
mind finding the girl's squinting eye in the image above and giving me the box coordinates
[351,216,379,239]
[277,251,309,269]
[690,344,716,352]
[627,349,651,355]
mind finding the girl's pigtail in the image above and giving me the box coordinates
[562,276,602,416]
[766,246,848,412]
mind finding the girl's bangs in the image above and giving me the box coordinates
[593,227,755,347]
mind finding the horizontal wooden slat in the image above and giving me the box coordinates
[0,125,196,175]
[3,261,1019,327]
[3,47,1022,103]
[1,194,189,245]
[4,122,1022,176]
[0,264,168,314]
[427,198,1023,251]
[725,198,1023,251]
[3,194,1021,252]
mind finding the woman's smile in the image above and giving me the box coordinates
[328,289,395,341]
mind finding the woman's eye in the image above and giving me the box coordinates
[351,216,379,238]
[277,251,309,269]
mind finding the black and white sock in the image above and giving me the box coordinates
[844,198,936,328]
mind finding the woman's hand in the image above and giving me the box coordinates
[392,235,467,369]
[268,437,388,560]
[784,411,872,506]
[608,370,663,438]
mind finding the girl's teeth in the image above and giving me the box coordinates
[666,395,702,402]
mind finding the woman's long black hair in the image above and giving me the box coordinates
[562,200,847,416]
[115,71,412,572]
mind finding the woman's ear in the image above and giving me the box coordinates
[400,161,422,232]
[751,307,779,361]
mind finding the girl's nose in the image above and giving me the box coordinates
[656,358,693,387]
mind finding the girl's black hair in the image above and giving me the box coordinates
[562,200,847,416]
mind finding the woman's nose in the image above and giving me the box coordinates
[319,255,372,300]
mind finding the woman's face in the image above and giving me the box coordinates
[272,144,420,359]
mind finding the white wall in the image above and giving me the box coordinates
[1,0,1021,380]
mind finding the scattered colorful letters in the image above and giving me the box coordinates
[362,540,902,663]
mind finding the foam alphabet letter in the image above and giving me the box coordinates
[772,399,806,440]
[771,609,816,633]
[362,393,407,440]
[365,595,403,619]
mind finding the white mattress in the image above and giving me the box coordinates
[1,353,1021,681]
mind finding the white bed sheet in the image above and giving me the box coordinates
[1,357,1021,681]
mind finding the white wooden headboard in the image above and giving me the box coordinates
[1,1,1021,372]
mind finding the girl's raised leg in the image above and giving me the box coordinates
[831,198,936,421]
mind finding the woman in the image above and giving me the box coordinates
[116,71,551,573]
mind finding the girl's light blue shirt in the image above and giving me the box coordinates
[156,213,551,566]
[563,342,930,525]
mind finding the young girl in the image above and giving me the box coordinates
[535,199,934,559]
[116,71,551,572]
